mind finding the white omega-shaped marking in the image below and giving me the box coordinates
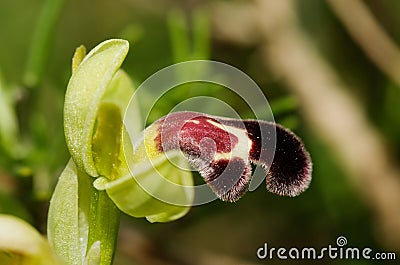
[186,119,200,124]
[205,119,252,161]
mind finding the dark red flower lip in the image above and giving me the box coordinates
[153,111,312,202]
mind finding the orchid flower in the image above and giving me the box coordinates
[47,39,312,265]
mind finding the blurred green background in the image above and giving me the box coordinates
[1,0,400,264]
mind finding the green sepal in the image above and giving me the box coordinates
[64,39,129,177]
[47,160,83,265]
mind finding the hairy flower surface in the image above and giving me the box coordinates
[140,111,312,202]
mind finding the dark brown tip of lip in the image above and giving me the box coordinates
[266,124,312,196]
[241,120,312,196]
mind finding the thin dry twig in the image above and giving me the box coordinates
[327,0,400,87]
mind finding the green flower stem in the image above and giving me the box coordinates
[85,178,120,265]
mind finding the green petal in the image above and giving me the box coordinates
[92,102,123,180]
[72,45,86,73]
[91,70,138,180]
[94,151,194,223]
[64,39,129,177]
